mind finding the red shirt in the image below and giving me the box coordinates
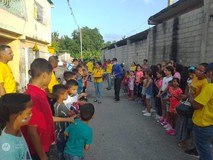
[168,87,183,112]
[22,84,55,154]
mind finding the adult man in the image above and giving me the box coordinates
[0,45,16,134]
[112,58,123,102]
[47,56,59,115]
[106,59,113,90]
[86,60,94,82]
[0,45,16,96]
[141,59,150,72]
[190,62,213,160]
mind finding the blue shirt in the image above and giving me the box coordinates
[0,130,32,160]
[64,119,93,157]
[112,63,123,79]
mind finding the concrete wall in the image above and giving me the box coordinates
[102,0,213,67]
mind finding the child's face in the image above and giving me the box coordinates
[137,67,141,71]
[59,91,68,101]
[156,72,162,79]
[164,69,170,76]
[195,65,206,79]
[172,79,179,87]
[130,72,134,76]
[15,101,33,127]
[189,72,195,79]
[42,72,52,89]
[68,85,78,95]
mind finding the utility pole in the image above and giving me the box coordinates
[67,0,83,61]
[168,0,174,6]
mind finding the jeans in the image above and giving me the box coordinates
[114,78,122,100]
[193,125,213,160]
[107,74,112,89]
[64,154,84,160]
[94,82,102,101]
[57,138,66,160]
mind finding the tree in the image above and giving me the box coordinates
[51,32,60,53]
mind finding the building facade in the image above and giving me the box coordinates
[102,0,213,69]
[0,0,53,91]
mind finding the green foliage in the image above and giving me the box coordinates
[51,27,105,61]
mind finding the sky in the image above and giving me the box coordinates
[51,0,176,42]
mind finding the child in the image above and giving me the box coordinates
[157,66,174,126]
[63,71,77,84]
[76,65,83,95]
[82,69,88,93]
[128,71,135,100]
[64,103,95,160]
[166,78,182,136]
[22,58,76,160]
[53,84,71,160]
[122,71,129,95]
[154,70,164,119]
[0,93,32,160]
[143,71,153,117]
[135,66,143,99]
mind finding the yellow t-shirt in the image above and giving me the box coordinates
[87,62,93,73]
[130,66,136,72]
[48,72,59,93]
[190,76,208,98]
[192,84,213,127]
[0,62,16,94]
[106,63,113,74]
[93,68,103,83]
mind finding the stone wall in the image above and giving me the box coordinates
[102,0,213,68]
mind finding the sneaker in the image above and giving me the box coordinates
[143,112,151,117]
[167,129,175,136]
[163,123,171,129]
[98,101,102,104]
[94,100,98,102]
[155,115,161,120]
[151,109,156,113]
[142,109,147,113]
[157,117,164,123]
[184,148,199,158]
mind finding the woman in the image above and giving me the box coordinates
[92,62,104,103]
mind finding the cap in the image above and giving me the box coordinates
[206,62,213,72]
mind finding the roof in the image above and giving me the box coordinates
[148,0,203,25]
[47,0,54,5]
[102,29,149,50]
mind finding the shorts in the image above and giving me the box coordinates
[141,87,146,95]
[145,94,152,99]
[161,92,168,99]
[128,83,134,91]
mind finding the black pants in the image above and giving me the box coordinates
[114,78,122,100]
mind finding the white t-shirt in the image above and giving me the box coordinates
[161,76,173,91]
[63,95,78,110]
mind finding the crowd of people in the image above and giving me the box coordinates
[0,44,212,160]
[104,58,213,160]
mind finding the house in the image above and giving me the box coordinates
[0,0,54,91]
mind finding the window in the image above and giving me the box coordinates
[34,2,44,24]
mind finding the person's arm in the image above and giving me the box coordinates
[27,126,48,160]
[53,115,76,123]
[85,144,90,150]
[145,79,152,89]
[189,94,203,110]
[0,83,6,96]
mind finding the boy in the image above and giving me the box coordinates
[64,103,95,160]
[53,84,70,160]
[63,71,77,84]
[64,80,87,112]
[0,93,33,160]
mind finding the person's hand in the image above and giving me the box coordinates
[66,115,77,124]
[81,93,87,97]
[157,93,161,98]
[41,154,48,160]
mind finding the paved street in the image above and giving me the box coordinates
[84,81,197,160]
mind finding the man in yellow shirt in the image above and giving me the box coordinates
[47,56,59,115]
[0,45,16,96]
[190,62,213,160]
[87,60,93,82]
[106,59,113,90]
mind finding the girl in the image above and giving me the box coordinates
[130,62,137,72]
[0,93,33,160]
[122,71,129,95]
[143,71,153,117]
[154,70,164,119]
[128,71,135,100]
[92,62,104,103]
[22,58,76,160]
[166,78,183,136]
[135,66,143,99]
[157,66,174,126]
